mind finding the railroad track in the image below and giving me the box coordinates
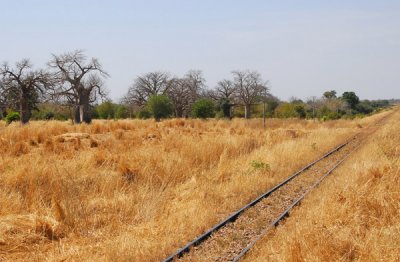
[163,110,394,262]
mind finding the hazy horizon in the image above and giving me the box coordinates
[1,0,399,101]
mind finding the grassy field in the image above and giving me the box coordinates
[0,111,393,261]
[245,109,400,261]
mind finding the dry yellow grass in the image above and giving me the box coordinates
[244,109,400,261]
[0,111,392,261]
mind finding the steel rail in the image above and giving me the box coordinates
[232,142,361,262]
[163,136,356,262]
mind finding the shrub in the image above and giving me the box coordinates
[115,105,129,119]
[5,111,20,124]
[275,103,299,118]
[43,111,55,120]
[136,109,152,119]
[355,102,373,114]
[191,99,215,119]
[321,111,342,121]
[96,101,115,119]
[147,95,173,121]
[294,104,306,118]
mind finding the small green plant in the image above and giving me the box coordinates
[311,142,317,150]
[250,160,271,171]
[5,111,20,124]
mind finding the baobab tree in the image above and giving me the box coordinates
[126,71,170,107]
[0,59,51,124]
[184,70,205,103]
[232,70,269,119]
[167,77,194,117]
[214,79,237,118]
[166,70,205,117]
[49,50,109,124]
[215,79,236,101]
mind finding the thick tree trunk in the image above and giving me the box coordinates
[175,107,184,118]
[20,94,31,124]
[222,102,231,119]
[244,104,251,119]
[0,106,6,119]
[74,106,80,124]
[74,92,92,124]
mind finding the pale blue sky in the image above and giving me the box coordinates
[1,0,399,101]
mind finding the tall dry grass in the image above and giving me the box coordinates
[0,112,392,261]
[244,109,400,261]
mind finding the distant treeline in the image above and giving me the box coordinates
[0,50,396,124]
[14,92,393,123]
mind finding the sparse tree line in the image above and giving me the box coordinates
[0,50,108,124]
[0,50,393,124]
[274,91,392,120]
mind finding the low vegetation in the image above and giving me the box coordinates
[0,110,392,261]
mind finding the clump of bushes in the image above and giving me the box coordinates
[147,95,173,121]
[5,111,20,124]
[191,99,215,119]
[136,109,152,119]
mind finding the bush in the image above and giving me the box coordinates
[191,99,215,119]
[31,103,71,121]
[294,104,306,118]
[355,102,373,114]
[321,111,342,121]
[5,111,20,124]
[115,105,129,119]
[43,111,55,120]
[136,109,152,119]
[147,95,173,121]
[96,101,115,119]
[275,102,302,118]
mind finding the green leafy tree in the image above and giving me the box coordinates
[147,95,173,121]
[341,91,359,109]
[191,99,215,119]
[323,90,337,100]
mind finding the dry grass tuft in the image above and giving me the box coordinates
[11,142,30,156]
